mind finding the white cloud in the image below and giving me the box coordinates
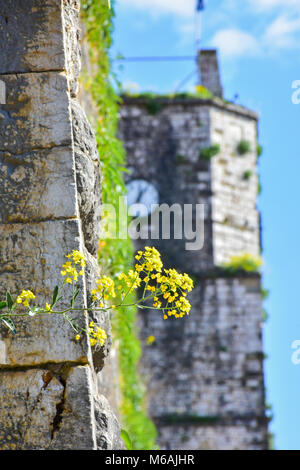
[117,0,300,59]
[117,0,195,18]
[263,15,300,47]
[250,0,300,10]
[211,29,259,58]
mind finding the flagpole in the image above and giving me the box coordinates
[195,0,205,85]
[195,7,202,53]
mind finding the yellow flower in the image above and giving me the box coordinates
[135,264,144,272]
[146,335,155,345]
[45,303,52,313]
[75,334,81,341]
[66,250,87,268]
[88,325,107,348]
[16,290,36,308]
[61,261,79,283]
[95,276,116,298]
[119,270,141,292]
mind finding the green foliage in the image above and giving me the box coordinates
[237,140,251,155]
[260,287,269,300]
[200,144,221,161]
[81,0,157,450]
[130,92,165,115]
[256,143,263,158]
[266,403,274,423]
[120,429,133,450]
[261,288,269,322]
[194,85,214,99]
[257,173,262,195]
[175,154,186,165]
[122,88,213,103]
[223,253,263,273]
[160,414,220,425]
[262,308,269,323]
[243,170,252,181]
[268,433,276,450]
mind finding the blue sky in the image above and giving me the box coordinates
[112,0,300,450]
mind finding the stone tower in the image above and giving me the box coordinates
[118,50,268,450]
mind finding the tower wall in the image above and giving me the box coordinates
[209,106,260,265]
[119,93,268,449]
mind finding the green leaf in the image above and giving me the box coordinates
[1,317,17,335]
[120,429,133,450]
[0,301,7,310]
[71,289,80,308]
[6,292,14,311]
[88,294,96,308]
[52,286,59,306]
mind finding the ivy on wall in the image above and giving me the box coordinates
[81,0,157,450]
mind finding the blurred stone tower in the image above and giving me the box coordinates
[118,50,268,450]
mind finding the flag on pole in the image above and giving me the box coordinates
[196,0,205,11]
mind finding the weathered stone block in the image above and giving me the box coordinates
[0,365,121,450]
[0,72,72,154]
[159,423,267,450]
[0,146,77,223]
[50,365,97,450]
[0,0,65,74]
[0,368,64,450]
[0,219,90,366]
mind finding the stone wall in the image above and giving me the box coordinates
[0,0,121,449]
[210,106,260,265]
[138,275,267,450]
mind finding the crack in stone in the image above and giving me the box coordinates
[0,359,88,373]
[50,376,66,441]
[0,69,66,77]
[0,144,73,157]
[0,215,78,226]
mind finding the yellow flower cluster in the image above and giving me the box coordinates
[66,250,87,268]
[61,261,81,283]
[134,247,194,320]
[118,270,141,292]
[160,269,194,293]
[88,321,107,347]
[86,247,193,323]
[61,250,86,284]
[16,290,36,308]
[91,276,116,304]
[135,246,163,273]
